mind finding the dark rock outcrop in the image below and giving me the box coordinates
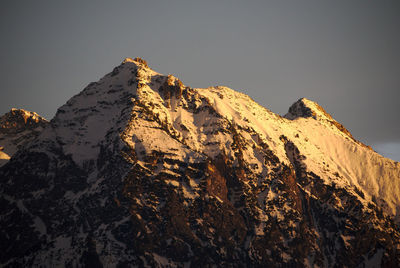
[1,59,399,267]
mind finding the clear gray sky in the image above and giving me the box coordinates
[1,0,399,160]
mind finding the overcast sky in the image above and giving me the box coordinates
[1,0,399,161]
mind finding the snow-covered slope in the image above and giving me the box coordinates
[1,58,399,267]
[284,98,400,221]
[0,108,48,166]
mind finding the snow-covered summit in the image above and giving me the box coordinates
[43,58,400,221]
[285,97,355,139]
[47,57,162,166]
[1,58,400,267]
[285,97,330,120]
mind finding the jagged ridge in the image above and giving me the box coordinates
[0,108,48,166]
[0,58,399,267]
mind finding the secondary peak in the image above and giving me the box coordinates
[284,98,332,121]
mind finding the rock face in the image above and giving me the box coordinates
[0,109,48,166]
[1,58,400,267]
[285,98,355,141]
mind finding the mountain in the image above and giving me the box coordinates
[0,108,48,167]
[1,57,399,267]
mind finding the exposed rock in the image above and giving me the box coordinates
[0,109,48,167]
[0,108,47,134]
[1,59,399,267]
[285,98,373,150]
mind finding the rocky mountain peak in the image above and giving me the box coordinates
[284,98,332,120]
[1,60,399,267]
[122,57,148,67]
[285,97,355,140]
[0,109,48,166]
[0,108,48,135]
